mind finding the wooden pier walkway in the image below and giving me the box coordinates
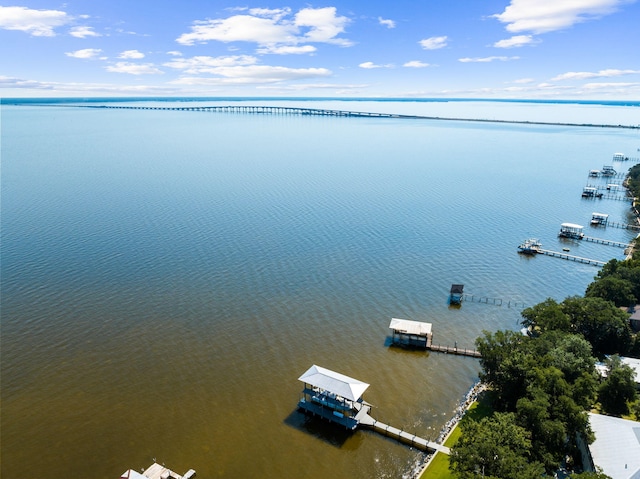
[426,336,481,358]
[537,249,606,267]
[357,411,450,454]
[581,235,631,248]
[608,221,640,231]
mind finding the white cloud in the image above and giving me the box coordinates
[583,82,638,89]
[176,7,351,51]
[492,0,631,34]
[359,61,393,69]
[69,26,100,38]
[419,36,448,50]
[170,65,331,85]
[167,51,183,56]
[403,61,431,68]
[257,45,317,54]
[106,62,164,75]
[494,34,536,48]
[177,15,294,45]
[65,48,103,59]
[119,50,145,59]
[459,56,520,63]
[0,75,180,94]
[259,82,368,91]
[248,7,291,22]
[295,7,351,45]
[552,69,640,80]
[378,17,395,28]
[0,6,70,36]
[164,55,258,74]
[513,78,535,84]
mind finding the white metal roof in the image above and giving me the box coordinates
[389,318,432,336]
[592,212,609,218]
[120,470,148,479]
[588,413,640,479]
[561,223,584,229]
[298,365,370,402]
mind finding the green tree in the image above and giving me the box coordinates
[585,275,635,307]
[450,412,545,479]
[561,296,632,356]
[521,298,571,334]
[598,355,638,415]
[476,330,526,387]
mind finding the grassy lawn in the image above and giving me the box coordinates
[418,391,495,479]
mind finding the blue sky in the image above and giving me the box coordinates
[1,0,639,98]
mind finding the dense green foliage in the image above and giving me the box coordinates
[586,258,640,306]
[521,296,632,357]
[450,412,545,479]
[598,355,638,415]
[472,330,597,472]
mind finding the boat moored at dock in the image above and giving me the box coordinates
[518,238,542,254]
[582,186,604,198]
[591,212,610,226]
[559,223,585,239]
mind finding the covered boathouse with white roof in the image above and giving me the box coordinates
[389,318,433,348]
[297,365,371,430]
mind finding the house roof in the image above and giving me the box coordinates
[595,356,640,385]
[298,365,369,402]
[389,318,432,336]
[588,413,640,479]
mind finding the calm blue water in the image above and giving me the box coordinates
[1,100,638,479]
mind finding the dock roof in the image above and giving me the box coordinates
[389,318,432,336]
[298,365,369,402]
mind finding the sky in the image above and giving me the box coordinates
[1,0,639,98]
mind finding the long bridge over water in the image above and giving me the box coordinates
[59,104,640,129]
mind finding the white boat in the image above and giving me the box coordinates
[518,238,541,255]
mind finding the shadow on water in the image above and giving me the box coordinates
[283,409,363,450]
[384,338,430,356]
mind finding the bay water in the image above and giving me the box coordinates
[1,100,638,479]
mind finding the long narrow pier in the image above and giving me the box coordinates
[460,294,526,308]
[36,104,640,129]
[581,235,631,248]
[426,335,481,358]
[608,221,640,231]
[357,412,450,454]
[537,249,606,267]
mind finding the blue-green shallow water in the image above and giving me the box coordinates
[1,102,638,479]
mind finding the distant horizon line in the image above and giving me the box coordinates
[3,96,640,107]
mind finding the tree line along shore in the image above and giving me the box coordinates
[422,163,640,479]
